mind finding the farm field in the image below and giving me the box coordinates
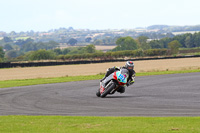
[95,45,116,51]
[0,57,200,81]
[59,45,116,51]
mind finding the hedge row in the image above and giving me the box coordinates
[1,55,200,68]
[57,49,169,60]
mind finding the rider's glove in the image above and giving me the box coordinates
[114,66,120,70]
[127,80,134,87]
[126,75,135,87]
[126,82,130,87]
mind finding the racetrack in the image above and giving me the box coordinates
[0,72,200,116]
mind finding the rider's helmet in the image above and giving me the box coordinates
[125,61,134,70]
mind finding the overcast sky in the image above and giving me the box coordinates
[1,0,200,32]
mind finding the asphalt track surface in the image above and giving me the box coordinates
[0,72,200,116]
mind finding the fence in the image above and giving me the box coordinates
[0,55,200,68]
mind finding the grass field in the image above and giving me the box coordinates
[1,57,200,81]
[0,116,200,133]
[15,37,30,40]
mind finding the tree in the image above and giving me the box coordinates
[29,49,56,60]
[84,44,96,53]
[47,41,59,49]
[149,40,163,49]
[60,37,67,43]
[53,48,63,55]
[68,38,77,46]
[0,47,4,61]
[15,39,24,47]
[193,32,200,47]
[21,42,36,52]
[102,37,115,45]
[113,36,138,51]
[15,38,34,48]
[5,50,17,58]
[185,36,192,48]
[165,32,175,38]
[137,36,150,50]
[4,44,13,51]
[93,39,103,45]
[159,37,172,48]
[3,37,13,43]
[85,37,92,43]
[62,48,70,55]
[25,38,34,43]
[168,40,181,54]
[10,31,17,36]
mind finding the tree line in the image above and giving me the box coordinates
[0,37,59,61]
[113,32,200,51]
[1,32,200,62]
[148,32,200,49]
[147,25,200,32]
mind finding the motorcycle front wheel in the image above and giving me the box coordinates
[100,81,116,98]
[96,89,100,97]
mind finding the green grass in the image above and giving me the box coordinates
[0,116,199,133]
[0,69,200,88]
[179,47,200,50]
[0,75,103,88]
[15,36,30,40]
[136,69,200,76]
[180,52,200,56]
[1,71,200,132]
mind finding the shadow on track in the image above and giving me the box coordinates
[101,95,134,98]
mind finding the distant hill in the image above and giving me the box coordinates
[147,25,200,32]
[147,25,170,30]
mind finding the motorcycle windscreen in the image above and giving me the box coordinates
[116,71,128,83]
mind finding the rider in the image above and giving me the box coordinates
[100,61,135,93]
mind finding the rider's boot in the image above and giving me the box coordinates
[100,70,111,82]
[100,78,104,82]
[117,86,125,93]
[100,75,106,82]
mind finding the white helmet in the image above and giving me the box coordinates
[125,61,134,70]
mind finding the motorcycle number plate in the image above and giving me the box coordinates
[118,73,126,82]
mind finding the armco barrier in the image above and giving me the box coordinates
[0,55,200,68]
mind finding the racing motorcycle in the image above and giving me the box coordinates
[96,68,129,98]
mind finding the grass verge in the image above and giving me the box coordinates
[0,69,200,88]
[0,116,199,133]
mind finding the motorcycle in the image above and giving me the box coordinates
[96,68,129,98]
